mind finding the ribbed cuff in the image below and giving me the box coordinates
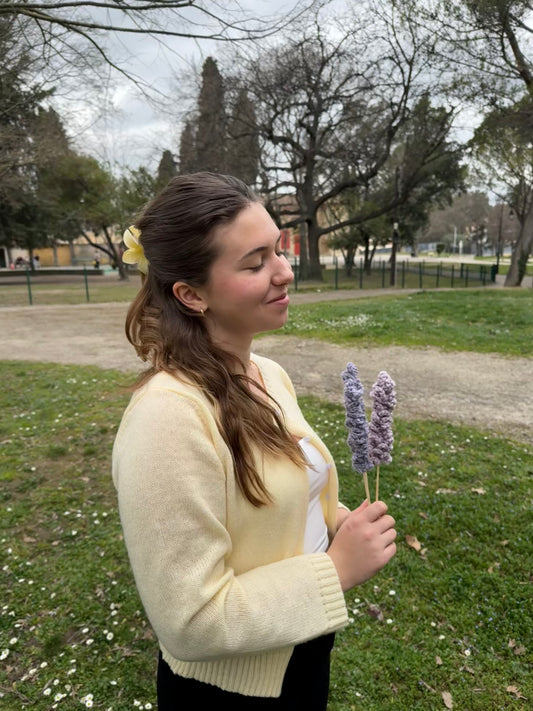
[308,553,349,630]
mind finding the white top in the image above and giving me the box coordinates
[299,437,330,554]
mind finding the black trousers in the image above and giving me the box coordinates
[157,633,335,710]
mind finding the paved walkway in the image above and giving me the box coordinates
[0,295,531,444]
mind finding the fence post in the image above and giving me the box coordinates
[419,261,423,289]
[451,264,455,288]
[334,257,339,289]
[401,260,406,289]
[436,262,441,288]
[381,260,386,288]
[465,264,469,287]
[25,267,33,305]
[83,266,90,302]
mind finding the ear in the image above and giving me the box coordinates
[172,282,206,314]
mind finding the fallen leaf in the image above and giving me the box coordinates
[416,480,427,487]
[471,487,486,495]
[436,488,456,494]
[460,665,475,675]
[406,535,421,551]
[23,536,36,543]
[506,685,527,700]
[500,540,509,546]
[436,655,443,666]
[514,646,526,656]
[366,603,384,621]
[508,639,516,649]
[442,690,453,708]
[419,512,428,519]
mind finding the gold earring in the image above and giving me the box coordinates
[199,308,205,317]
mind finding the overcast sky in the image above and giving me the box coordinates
[64,0,329,172]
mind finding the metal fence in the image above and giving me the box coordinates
[0,260,499,307]
[292,258,496,291]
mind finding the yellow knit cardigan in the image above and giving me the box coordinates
[112,354,348,697]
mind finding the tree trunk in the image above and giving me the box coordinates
[505,201,533,286]
[103,226,128,280]
[343,246,356,276]
[297,222,311,280]
[307,222,323,280]
[364,239,378,274]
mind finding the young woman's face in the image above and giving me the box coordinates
[199,202,294,351]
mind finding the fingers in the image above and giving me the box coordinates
[353,499,370,514]
[363,500,388,521]
[327,499,397,592]
[382,527,397,547]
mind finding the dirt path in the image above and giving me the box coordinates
[0,297,531,444]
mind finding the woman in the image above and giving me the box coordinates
[112,173,397,709]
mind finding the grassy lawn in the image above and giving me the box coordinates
[0,362,531,710]
[280,289,533,357]
[0,275,142,308]
[0,262,500,307]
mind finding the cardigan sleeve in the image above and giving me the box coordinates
[112,386,348,663]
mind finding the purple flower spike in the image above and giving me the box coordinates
[368,371,396,466]
[342,362,373,474]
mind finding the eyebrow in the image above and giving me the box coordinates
[238,234,282,263]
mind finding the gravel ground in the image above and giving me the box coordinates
[0,295,531,444]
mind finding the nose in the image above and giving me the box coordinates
[273,254,294,285]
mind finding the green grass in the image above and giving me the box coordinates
[302,397,533,711]
[473,258,533,276]
[0,362,531,710]
[0,277,142,307]
[303,260,494,291]
[0,259,500,307]
[279,289,533,356]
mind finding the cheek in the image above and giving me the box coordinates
[215,275,264,303]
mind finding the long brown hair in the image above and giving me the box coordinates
[125,173,305,506]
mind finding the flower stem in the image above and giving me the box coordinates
[363,472,371,504]
[375,465,380,502]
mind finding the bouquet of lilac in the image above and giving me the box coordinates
[342,363,396,503]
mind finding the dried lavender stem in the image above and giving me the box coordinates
[375,465,380,502]
[363,472,371,504]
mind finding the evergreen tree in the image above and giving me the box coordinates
[195,57,226,173]
[0,18,53,255]
[156,149,177,190]
[117,166,157,222]
[178,119,197,174]
[226,89,260,185]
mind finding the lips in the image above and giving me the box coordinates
[267,292,289,304]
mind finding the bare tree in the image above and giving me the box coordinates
[228,1,460,279]
[409,0,533,284]
[1,1,318,82]
[470,101,533,284]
